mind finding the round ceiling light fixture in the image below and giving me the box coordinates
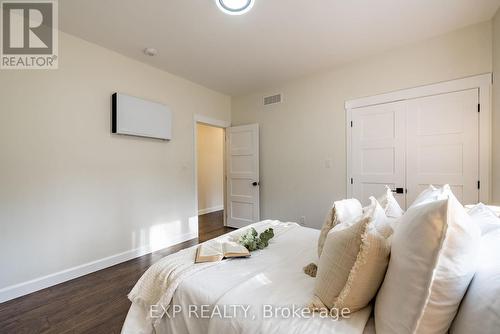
[216,0,255,15]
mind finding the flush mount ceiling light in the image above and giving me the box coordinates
[216,0,255,15]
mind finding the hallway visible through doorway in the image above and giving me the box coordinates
[196,123,231,240]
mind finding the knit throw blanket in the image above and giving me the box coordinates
[128,220,298,327]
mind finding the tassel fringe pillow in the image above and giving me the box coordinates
[317,198,362,257]
[310,197,392,313]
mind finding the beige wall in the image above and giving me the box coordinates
[493,9,500,203]
[232,21,493,229]
[0,32,230,290]
[197,124,224,214]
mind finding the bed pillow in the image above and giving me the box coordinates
[465,204,500,217]
[377,186,404,218]
[467,203,500,235]
[374,194,481,334]
[450,229,500,334]
[311,198,392,314]
[317,198,362,257]
[409,184,452,209]
[332,197,393,236]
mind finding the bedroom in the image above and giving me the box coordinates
[0,0,500,333]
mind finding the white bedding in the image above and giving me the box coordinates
[122,223,372,334]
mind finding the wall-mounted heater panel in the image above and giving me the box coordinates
[112,93,172,140]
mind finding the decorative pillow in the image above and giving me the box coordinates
[450,229,500,334]
[317,199,362,257]
[374,193,481,334]
[467,203,500,235]
[334,196,394,237]
[311,198,392,313]
[377,186,404,218]
[483,204,500,216]
[465,204,500,216]
[409,184,452,209]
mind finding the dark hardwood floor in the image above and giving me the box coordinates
[198,210,234,243]
[0,211,234,334]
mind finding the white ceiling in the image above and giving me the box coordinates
[59,0,500,96]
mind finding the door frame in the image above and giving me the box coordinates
[193,114,231,230]
[345,73,492,203]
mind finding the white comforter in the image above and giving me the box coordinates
[122,222,372,334]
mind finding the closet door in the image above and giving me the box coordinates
[350,101,406,208]
[406,89,479,205]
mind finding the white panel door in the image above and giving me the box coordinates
[350,101,406,208]
[406,89,479,204]
[226,124,260,228]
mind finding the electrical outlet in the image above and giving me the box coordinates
[299,216,306,226]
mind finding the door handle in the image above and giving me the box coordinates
[252,181,260,187]
[391,187,404,194]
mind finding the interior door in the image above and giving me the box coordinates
[350,101,407,208]
[406,89,479,205]
[226,124,260,228]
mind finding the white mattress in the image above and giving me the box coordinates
[122,224,373,334]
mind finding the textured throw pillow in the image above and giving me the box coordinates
[317,199,362,257]
[377,186,404,218]
[450,229,500,334]
[311,198,392,313]
[468,203,500,235]
[375,194,481,334]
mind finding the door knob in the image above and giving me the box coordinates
[391,188,404,194]
[252,181,260,186]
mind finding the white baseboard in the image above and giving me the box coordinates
[0,231,198,304]
[198,206,224,215]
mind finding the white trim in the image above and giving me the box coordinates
[0,232,197,303]
[478,78,492,204]
[198,205,224,215]
[194,114,231,128]
[345,73,492,109]
[345,73,492,203]
[346,108,352,198]
[193,114,231,228]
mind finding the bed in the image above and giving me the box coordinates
[122,221,375,334]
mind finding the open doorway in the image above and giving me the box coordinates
[196,122,233,242]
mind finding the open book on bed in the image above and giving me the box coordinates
[195,241,250,263]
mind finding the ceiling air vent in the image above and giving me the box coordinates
[263,93,282,106]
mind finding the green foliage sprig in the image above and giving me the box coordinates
[237,227,275,251]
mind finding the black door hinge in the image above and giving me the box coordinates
[350,178,353,185]
[350,121,353,127]
[478,180,481,190]
[478,104,481,113]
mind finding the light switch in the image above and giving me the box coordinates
[325,158,333,168]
